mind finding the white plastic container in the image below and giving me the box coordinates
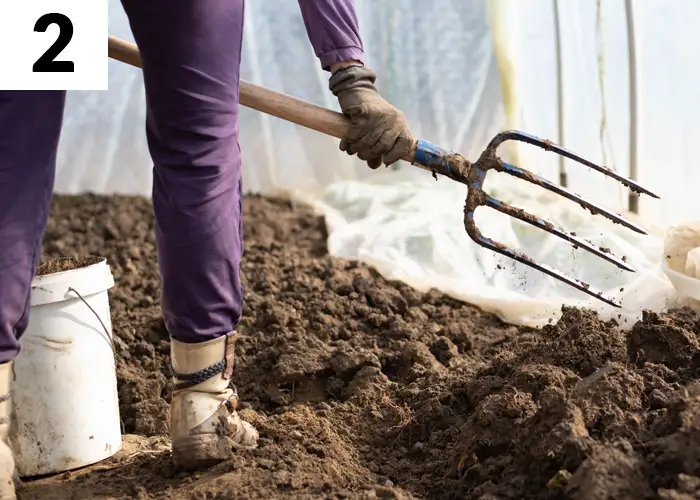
[11,257,122,477]
[662,222,700,314]
[662,258,700,313]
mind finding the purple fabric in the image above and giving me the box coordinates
[0,0,364,362]
[297,0,365,70]
[120,0,247,345]
[0,91,66,363]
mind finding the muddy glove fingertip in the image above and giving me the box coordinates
[367,157,382,169]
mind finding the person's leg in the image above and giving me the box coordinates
[0,90,67,500]
[119,0,257,470]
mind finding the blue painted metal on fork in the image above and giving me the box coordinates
[412,139,486,190]
[412,139,452,169]
[412,139,463,180]
[465,167,487,233]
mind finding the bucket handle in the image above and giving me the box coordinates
[67,287,125,434]
[67,287,114,352]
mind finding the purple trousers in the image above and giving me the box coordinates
[0,0,364,363]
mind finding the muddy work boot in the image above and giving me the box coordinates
[170,332,258,471]
[0,363,15,500]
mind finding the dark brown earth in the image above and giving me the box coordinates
[16,193,700,499]
[35,255,104,276]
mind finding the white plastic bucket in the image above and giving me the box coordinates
[10,257,122,477]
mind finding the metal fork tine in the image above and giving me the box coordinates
[498,160,649,235]
[483,196,635,272]
[489,130,660,199]
[469,232,621,308]
[409,132,658,309]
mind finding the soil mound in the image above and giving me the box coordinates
[15,193,700,500]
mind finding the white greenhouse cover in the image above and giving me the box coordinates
[55,0,700,328]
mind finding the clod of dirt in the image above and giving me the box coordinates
[628,309,700,370]
[397,341,448,382]
[565,441,653,500]
[572,362,645,434]
[492,307,627,379]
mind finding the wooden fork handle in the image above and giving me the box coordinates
[107,35,350,140]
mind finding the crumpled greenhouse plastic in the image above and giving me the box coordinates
[314,167,673,329]
[54,0,684,328]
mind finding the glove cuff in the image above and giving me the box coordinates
[329,65,379,96]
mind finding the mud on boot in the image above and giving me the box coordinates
[170,332,258,472]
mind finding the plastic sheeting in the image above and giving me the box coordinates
[54,0,689,328]
[315,166,671,329]
[58,0,501,197]
[494,0,700,228]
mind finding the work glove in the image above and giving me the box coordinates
[329,65,415,169]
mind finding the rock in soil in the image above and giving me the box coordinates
[14,193,700,500]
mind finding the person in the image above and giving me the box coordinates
[0,0,415,497]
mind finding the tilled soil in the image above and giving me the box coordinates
[17,193,700,499]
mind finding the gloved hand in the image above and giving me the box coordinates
[329,65,415,169]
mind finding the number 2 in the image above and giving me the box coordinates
[33,13,74,73]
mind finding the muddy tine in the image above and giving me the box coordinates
[498,161,649,235]
[484,196,634,272]
[465,230,622,308]
[489,130,659,199]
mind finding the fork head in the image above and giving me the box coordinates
[410,131,659,308]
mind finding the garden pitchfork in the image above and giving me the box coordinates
[108,36,659,308]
